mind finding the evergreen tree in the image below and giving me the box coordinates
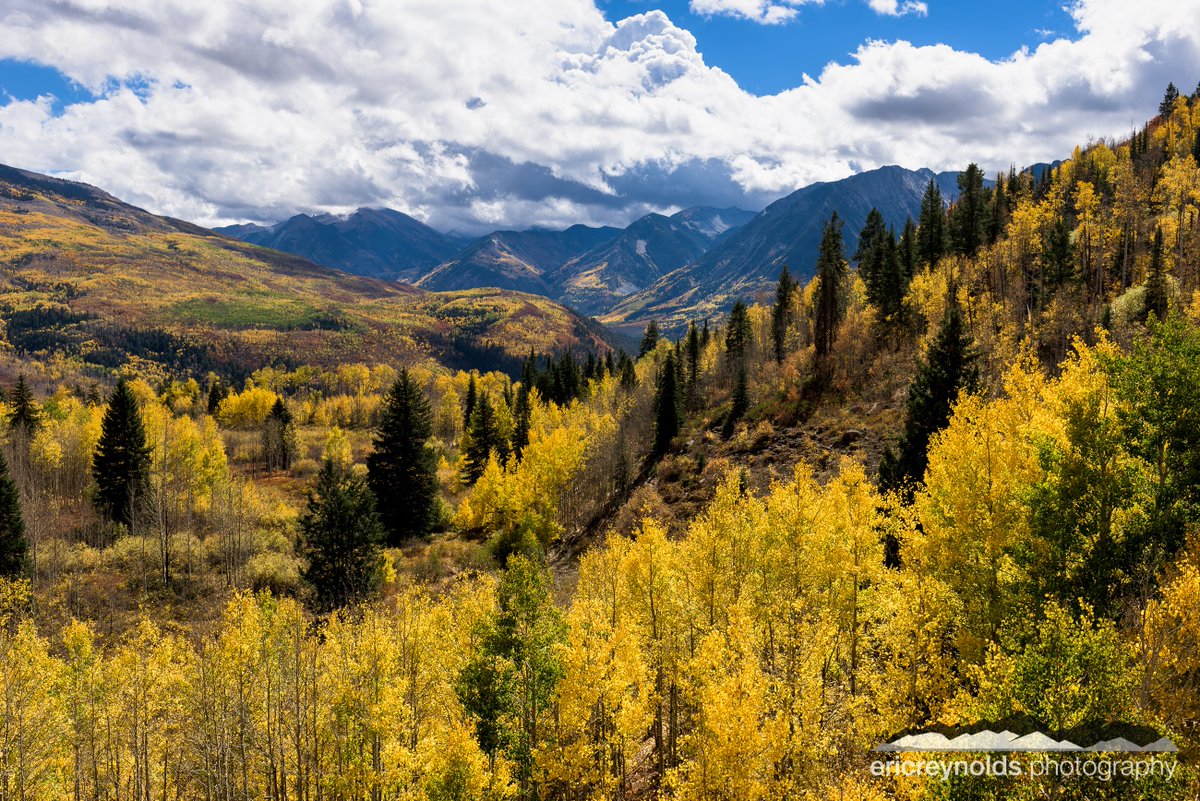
[722,363,749,440]
[949,163,988,257]
[206,378,228,416]
[1144,227,1170,321]
[92,379,152,528]
[512,384,532,457]
[0,451,26,577]
[916,179,946,269]
[1160,82,1180,116]
[462,374,478,430]
[461,392,506,484]
[652,351,683,456]
[880,301,979,495]
[1192,129,1200,162]
[685,321,702,409]
[1040,214,1076,303]
[863,228,906,324]
[618,352,637,391]
[299,460,385,612]
[639,320,660,357]
[987,174,1008,245]
[700,319,711,348]
[813,212,848,364]
[771,266,797,363]
[261,397,297,472]
[725,301,752,365]
[897,217,918,281]
[852,208,886,264]
[367,370,439,544]
[7,374,40,434]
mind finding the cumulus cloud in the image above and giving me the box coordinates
[0,0,1197,232]
[688,0,821,25]
[691,0,924,23]
[866,0,928,17]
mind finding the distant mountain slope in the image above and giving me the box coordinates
[549,213,715,315]
[215,207,461,281]
[601,166,960,331]
[671,205,757,242]
[0,164,613,376]
[416,224,621,295]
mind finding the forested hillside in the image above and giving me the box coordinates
[1,85,1200,801]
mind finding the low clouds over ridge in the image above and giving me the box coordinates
[0,0,1196,232]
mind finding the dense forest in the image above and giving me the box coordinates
[2,85,1200,800]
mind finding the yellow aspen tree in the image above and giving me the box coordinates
[0,618,68,800]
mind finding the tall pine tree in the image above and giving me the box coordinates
[725,301,752,365]
[949,163,988,257]
[367,369,440,544]
[813,212,848,365]
[1144,227,1170,321]
[0,451,26,577]
[771,266,797,363]
[7,374,39,434]
[300,460,385,612]
[93,379,151,528]
[916,179,946,269]
[639,320,661,357]
[261,397,297,472]
[685,321,702,410]
[880,301,979,495]
[461,392,507,483]
[652,351,683,457]
[898,217,919,282]
[722,363,749,440]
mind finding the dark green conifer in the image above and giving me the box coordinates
[92,379,152,528]
[722,363,749,440]
[813,212,848,364]
[367,369,439,544]
[652,351,683,456]
[618,352,637,391]
[685,321,702,409]
[949,164,988,257]
[853,208,886,265]
[771,266,797,363]
[262,397,297,472]
[7,374,39,434]
[1160,82,1180,116]
[725,301,752,365]
[300,460,384,612]
[512,384,532,457]
[639,320,660,357]
[463,374,478,429]
[916,180,946,269]
[461,392,506,483]
[0,451,26,577]
[1144,227,1170,321]
[898,217,918,281]
[880,301,979,496]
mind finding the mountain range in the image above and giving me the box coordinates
[218,166,962,332]
[0,163,614,377]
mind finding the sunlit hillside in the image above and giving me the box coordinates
[0,165,613,378]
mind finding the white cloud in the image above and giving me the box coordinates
[0,0,1197,232]
[688,0,821,25]
[690,0,924,23]
[866,0,928,16]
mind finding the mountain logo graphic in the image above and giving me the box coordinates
[873,729,1178,754]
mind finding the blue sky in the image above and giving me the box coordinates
[0,0,1193,231]
[598,0,1074,95]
